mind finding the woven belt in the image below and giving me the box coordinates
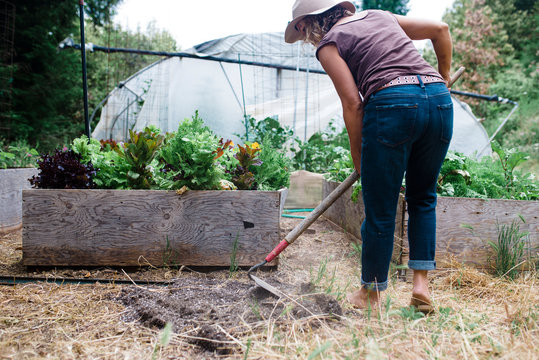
[377,75,446,91]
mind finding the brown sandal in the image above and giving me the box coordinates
[410,293,435,315]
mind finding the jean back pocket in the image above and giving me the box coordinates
[437,103,453,143]
[376,104,418,147]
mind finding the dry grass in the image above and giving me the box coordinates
[1,219,538,359]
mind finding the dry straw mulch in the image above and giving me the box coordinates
[1,218,538,359]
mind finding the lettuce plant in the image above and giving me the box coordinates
[29,149,96,189]
[71,136,130,189]
[253,135,291,190]
[157,112,223,190]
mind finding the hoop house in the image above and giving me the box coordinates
[92,31,491,157]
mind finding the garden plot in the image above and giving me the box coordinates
[1,217,538,359]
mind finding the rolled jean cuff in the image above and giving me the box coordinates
[408,260,436,271]
[361,279,388,292]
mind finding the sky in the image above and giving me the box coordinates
[114,0,455,50]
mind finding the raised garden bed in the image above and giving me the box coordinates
[0,168,38,233]
[403,197,539,270]
[322,179,539,270]
[22,189,286,267]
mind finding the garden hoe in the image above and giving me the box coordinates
[247,67,466,297]
[247,169,360,297]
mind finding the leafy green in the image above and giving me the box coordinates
[491,140,529,190]
[117,127,164,189]
[29,149,96,189]
[0,138,39,168]
[71,136,130,189]
[229,142,262,190]
[437,149,538,200]
[290,120,350,173]
[239,116,294,149]
[253,136,291,191]
[157,112,223,190]
[324,152,355,183]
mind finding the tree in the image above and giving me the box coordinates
[3,0,121,151]
[361,0,410,15]
[440,0,538,158]
[483,0,538,71]
[85,0,122,27]
[443,0,509,95]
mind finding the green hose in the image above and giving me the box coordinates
[281,208,314,219]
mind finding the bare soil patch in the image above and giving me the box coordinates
[117,276,342,354]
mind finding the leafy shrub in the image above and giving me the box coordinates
[29,149,96,189]
[290,120,350,173]
[239,116,294,149]
[437,148,538,200]
[0,138,39,168]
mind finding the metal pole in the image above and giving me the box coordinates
[60,40,327,75]
[79,0,90,139]
[125,97,129,141]
[476,102,520,158]
[303,57,310,167]
[293,45,300,135]
[238,54,248,141]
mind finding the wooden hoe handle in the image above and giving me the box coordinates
[448,66,466,88]
[265,170,361,263]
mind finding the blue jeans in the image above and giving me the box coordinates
[359,78,453,291]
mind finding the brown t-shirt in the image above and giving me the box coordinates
[316,10,441,102]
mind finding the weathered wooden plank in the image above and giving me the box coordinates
[401,197,539,269]
[322,180,404,263]
[0,168,38,233]
[22,189,283,267]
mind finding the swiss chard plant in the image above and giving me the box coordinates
[228,142,262,190]
[116,127,164,189]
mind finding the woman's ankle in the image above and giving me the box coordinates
[412,269,430,296]
[347,287,380,309]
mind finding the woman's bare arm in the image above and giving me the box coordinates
[317,44,363,174]
[395,15,452,84]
